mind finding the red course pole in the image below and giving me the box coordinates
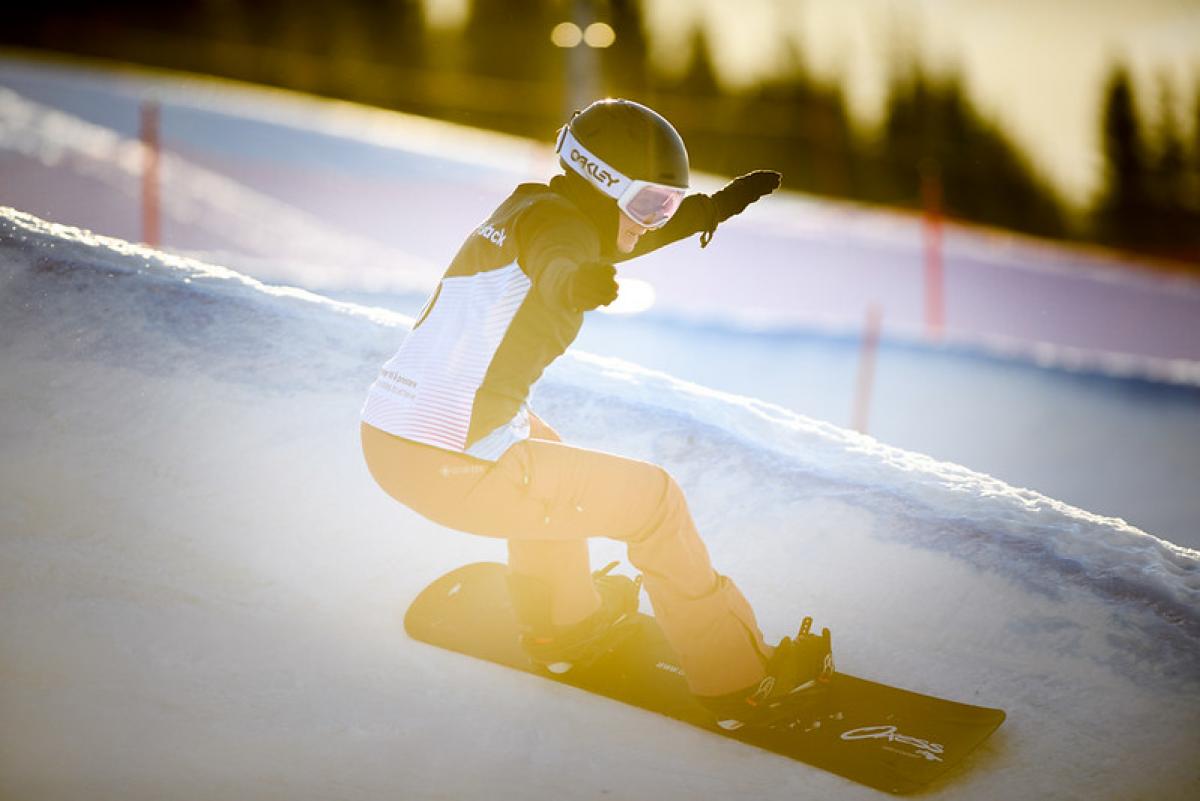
[140,101,161,248]
[852,304,883,435]
[920,162,944,340]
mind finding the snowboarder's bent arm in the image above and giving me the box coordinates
[516,200,606,309]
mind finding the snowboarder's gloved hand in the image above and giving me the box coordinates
[698,170,781,247]
[564,261,618,311]
[712,170,782,222]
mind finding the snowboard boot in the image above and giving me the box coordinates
[507,561,642,675]
[696,617,834,731]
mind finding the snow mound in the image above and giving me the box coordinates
[2,207,1197,800]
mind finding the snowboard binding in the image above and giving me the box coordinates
[508,561,643,675]
[699,616,835,731]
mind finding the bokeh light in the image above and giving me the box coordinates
[583,22,616,49]
[550,22,583,48]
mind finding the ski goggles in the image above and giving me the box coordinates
[556,126,687,230]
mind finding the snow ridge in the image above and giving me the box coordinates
[550,352,1200,628]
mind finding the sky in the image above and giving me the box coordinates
[425,0,1200,209]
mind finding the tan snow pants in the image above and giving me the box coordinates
[361,417,771,696]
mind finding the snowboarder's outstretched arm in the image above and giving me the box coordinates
[622,170,782,259]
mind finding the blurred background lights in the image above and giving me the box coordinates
[550,22,583,48]
[583,22,616,49]
[551,20,615,49]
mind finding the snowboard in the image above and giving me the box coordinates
[404,562,1006,795]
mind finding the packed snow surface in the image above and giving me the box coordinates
[1,209,1197,800]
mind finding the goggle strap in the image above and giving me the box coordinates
[556,127,629,201]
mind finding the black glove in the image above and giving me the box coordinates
[711,170,782,223]
[563,261,618,311]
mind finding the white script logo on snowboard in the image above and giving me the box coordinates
[841,725,945,762]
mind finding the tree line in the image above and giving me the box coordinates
[1093,67,1200,263]
[4,0,1198,264]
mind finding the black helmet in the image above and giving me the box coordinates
[556,99,690,192]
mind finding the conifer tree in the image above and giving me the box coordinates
[1094,66,1150,249]
[603,0,651,98]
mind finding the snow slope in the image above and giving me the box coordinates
[2,209,1197,800]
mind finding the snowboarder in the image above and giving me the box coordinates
[361,98,833,729]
